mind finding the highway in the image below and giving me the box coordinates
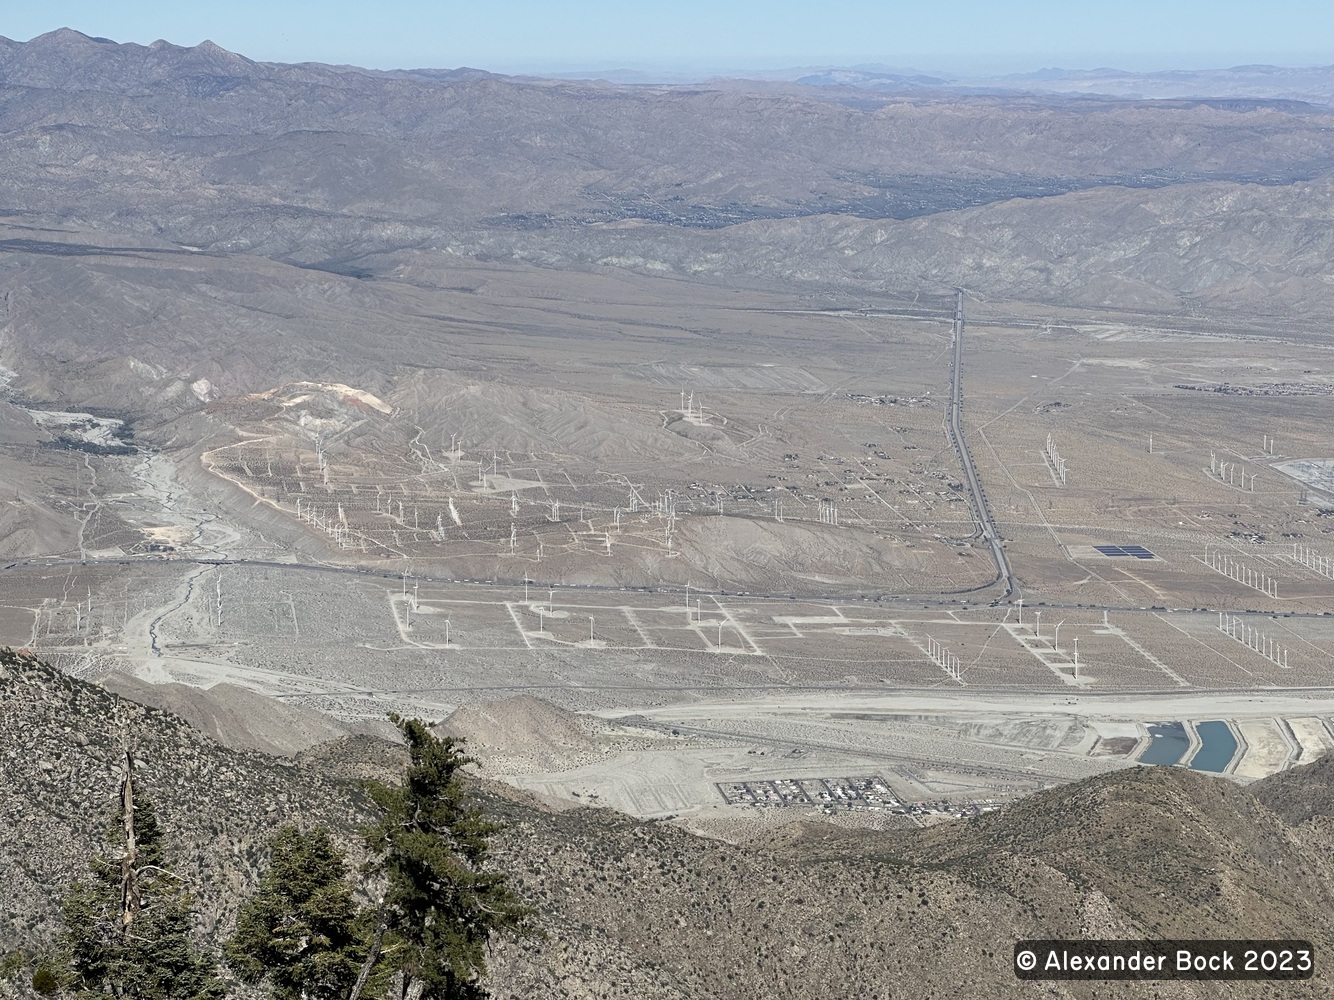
[946,289,1016,599]
[12,545,1330,619]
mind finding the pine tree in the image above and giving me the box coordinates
[225,825,366,1000]
[357,715,532,1000]
[60,754,224,1000]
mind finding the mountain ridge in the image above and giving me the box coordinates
[0,28,1327,246]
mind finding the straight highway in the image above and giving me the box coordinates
[946,289,1016,598]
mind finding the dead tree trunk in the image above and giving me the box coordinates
[347,915,387,1000]
[119,750,139,936]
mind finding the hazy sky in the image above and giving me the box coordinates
[5,1,1330,74]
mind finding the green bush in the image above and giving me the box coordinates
[32,966,60,996]
[0,951,25,980]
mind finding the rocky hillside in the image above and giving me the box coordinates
[462,173,1334,317]
[1252,752,1334,826]
[3,647,1333,998]
[0,649,365,948]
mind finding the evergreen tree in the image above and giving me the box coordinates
[60,757,223,1000]
[225,825,365,1000]
[358,715,532,1000]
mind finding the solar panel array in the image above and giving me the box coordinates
[1093,544,1156,560]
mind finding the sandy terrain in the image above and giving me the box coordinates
[1289,716,1334,762]
[4,257,1334,827]
[1232,719,1294,779]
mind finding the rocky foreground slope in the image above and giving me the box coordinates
[2,647,1332,998]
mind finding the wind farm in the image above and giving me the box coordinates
[4,263,1334,829]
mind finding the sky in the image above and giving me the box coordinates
[4,1,1330,75]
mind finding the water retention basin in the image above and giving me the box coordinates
[1138,722,1189,766]
[1189,720,1239,773]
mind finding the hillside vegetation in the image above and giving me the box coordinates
[3,648,1333,998]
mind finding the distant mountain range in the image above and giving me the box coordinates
[541,61,1331,107]
[4,28,1329,105]
[0,25,1327,387]
[792,63,1333,106]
